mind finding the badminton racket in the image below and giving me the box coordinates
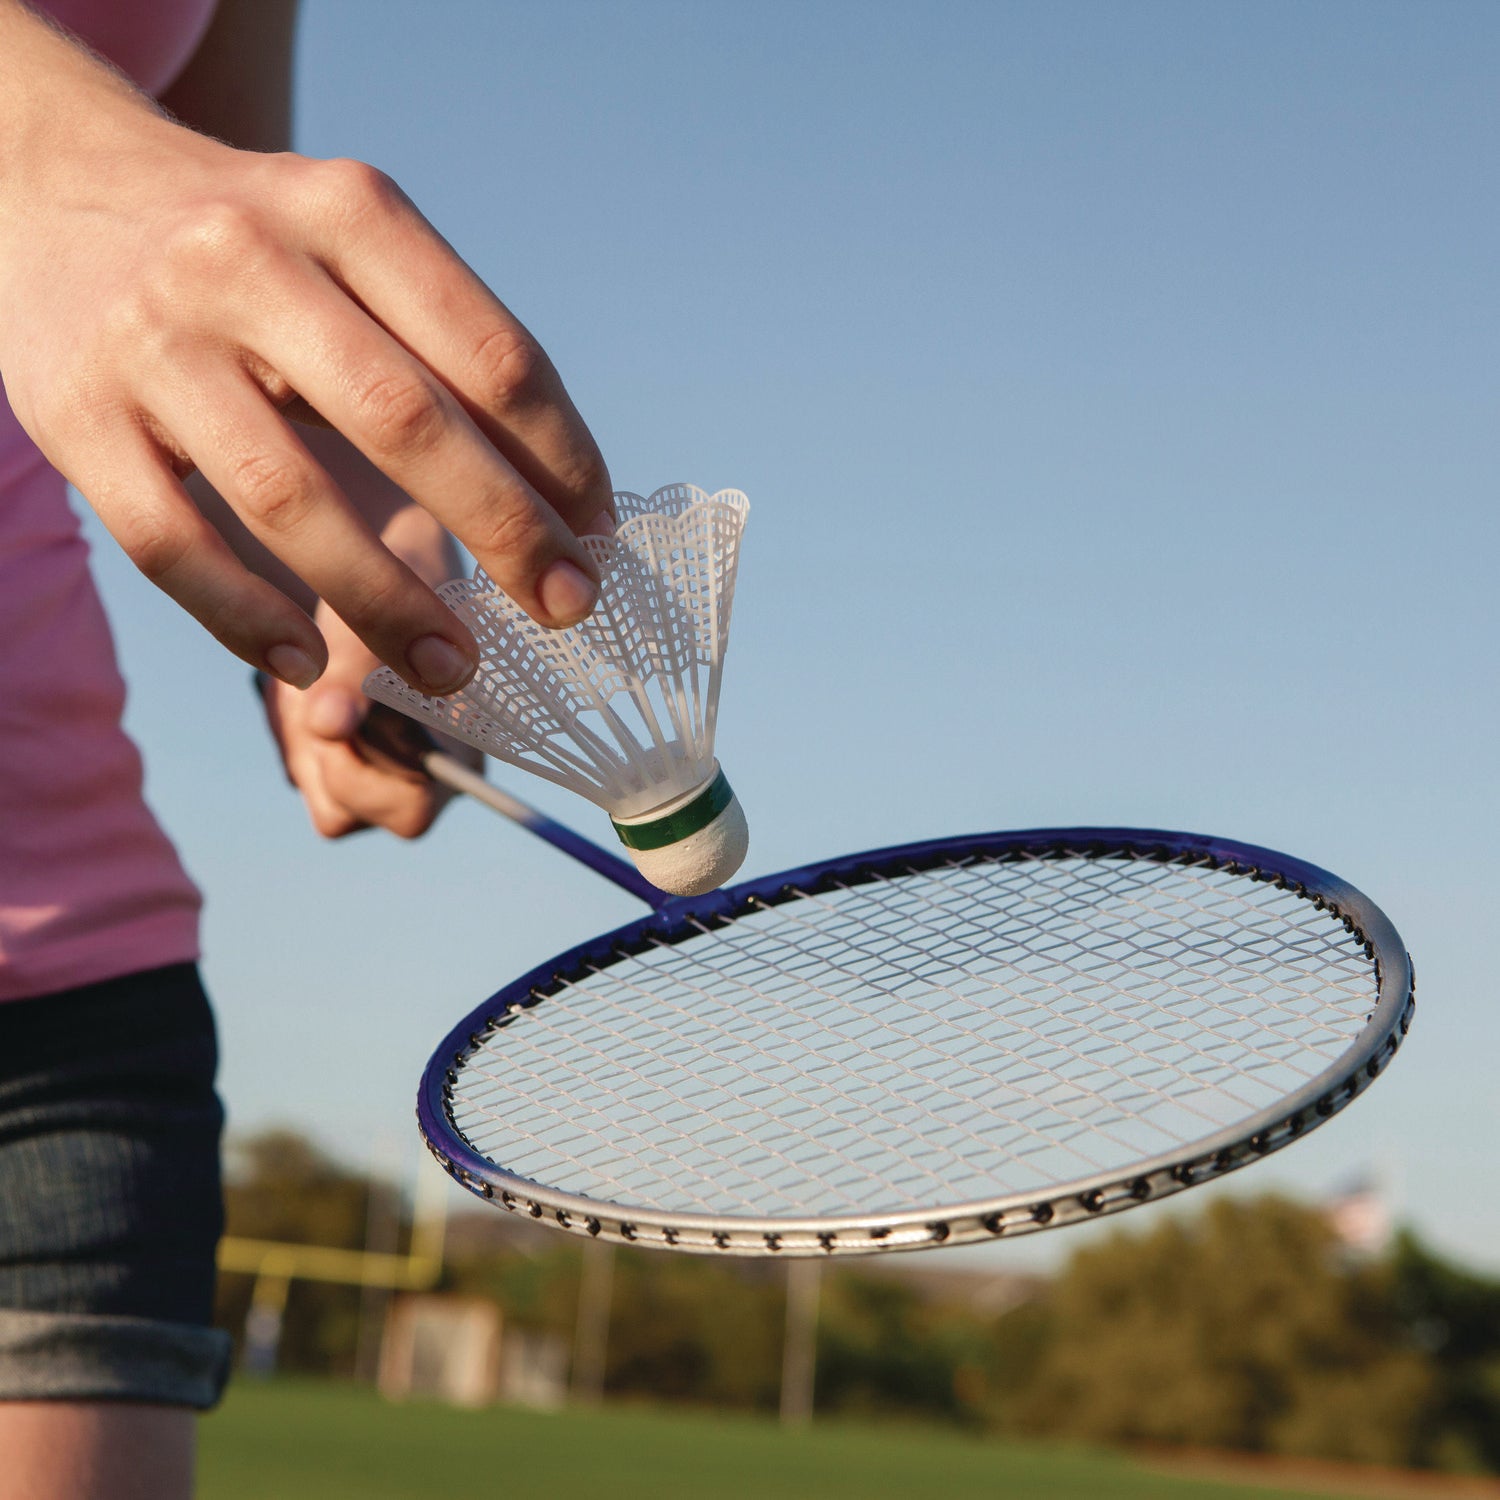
[361,707,1414,1260]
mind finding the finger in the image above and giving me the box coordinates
[261,674,368,835]
[252,274,603,626]
[307,160,613,533]
[316,738,447,840]
[154,367,480,694]
[277,669,449,839]
[303,683,363,742]
[74,436,328,689]
[287,744,368,839]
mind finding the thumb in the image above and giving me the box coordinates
[303,681,365,741]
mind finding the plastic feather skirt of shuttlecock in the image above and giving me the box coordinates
[363,485,748,834]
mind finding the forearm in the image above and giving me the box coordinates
[0,0,297,234]
[0,0,607,694]
[0,3,171,275]
[0,1,154,132]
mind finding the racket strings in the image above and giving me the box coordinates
[725,876,1216,1173]
[808,862,1281,1108]
[771,859,1349,1162]
[453,870,1362,1218]
[464,929,981,1211]
[458,1021,790,1210]
[447,852,1378,1219]
[661,910,1099,1188]
[459,943,912,1210]
[789,860,1325,1120]
[465,887,1140,1210]
[889,856,1365,1077]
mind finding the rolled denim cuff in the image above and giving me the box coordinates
[0,1310,232,1408]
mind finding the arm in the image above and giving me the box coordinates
[0,0,613,703]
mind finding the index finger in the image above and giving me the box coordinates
[311,160,614,535]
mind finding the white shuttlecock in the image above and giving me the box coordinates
[363,484,749,897]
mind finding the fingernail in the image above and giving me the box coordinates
[538,559,599,625]
[307,687,361,740]
[582,508,617,537]
[266,643,320,690]
[407,635,475,694]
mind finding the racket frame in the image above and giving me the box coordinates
[417,826,1413,1258]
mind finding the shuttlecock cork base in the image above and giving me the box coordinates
[362,484,750,898]
[610,765,748,897]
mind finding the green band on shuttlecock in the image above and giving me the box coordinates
[611,770,734,852]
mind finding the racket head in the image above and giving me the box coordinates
[418,827,1413,1257]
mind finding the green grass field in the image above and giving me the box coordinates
[197,1380,1377,1500]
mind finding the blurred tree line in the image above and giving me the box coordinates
[983,1198,1500,1473]
[217,1131,1500,1474]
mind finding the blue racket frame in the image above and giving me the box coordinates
[416,809,1415,1258]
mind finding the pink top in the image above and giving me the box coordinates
[0,0,219,1001]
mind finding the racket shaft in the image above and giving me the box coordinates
[423,751,668,908]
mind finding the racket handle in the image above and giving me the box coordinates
[359,704,670,909]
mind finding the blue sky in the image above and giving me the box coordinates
[87,0,1498,1269]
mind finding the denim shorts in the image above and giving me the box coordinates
[0,963,231,1407]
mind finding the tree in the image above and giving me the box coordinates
[816,1272,987,1424]
[1389,1231,1500,1472]
[1006,1195,1432,1465]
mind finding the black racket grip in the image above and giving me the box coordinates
[358,702,443,777]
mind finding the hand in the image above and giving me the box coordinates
[0,8,613,697]
[260,598,483,840]
[254,486,484,840]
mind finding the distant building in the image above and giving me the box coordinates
[379,1295,502,1407]
[1323,1177,1392,1256]
[378,1292,570,1409]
